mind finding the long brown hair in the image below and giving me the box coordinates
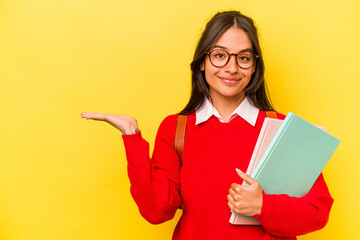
[179,10,274,115]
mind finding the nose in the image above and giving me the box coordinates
[224,54,238,73]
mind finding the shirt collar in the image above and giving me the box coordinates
[195,96,259,126]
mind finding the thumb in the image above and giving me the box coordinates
[236,168,257,185]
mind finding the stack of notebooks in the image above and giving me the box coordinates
[229,112,340,225]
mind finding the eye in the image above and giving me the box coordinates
[214,53,225,59]
[238,53,253,62]
[239,56,250,61]
[210,50,228,59]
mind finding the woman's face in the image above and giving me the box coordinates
[201,27,255,103]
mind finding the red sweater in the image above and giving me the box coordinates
[122,111,333,239]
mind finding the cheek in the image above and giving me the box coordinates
[204,64,220,79]
[240,68,254,79]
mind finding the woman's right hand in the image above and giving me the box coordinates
[81,112,139,135]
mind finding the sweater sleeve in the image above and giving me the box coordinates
[122,115,181,224]
[253,173,334,237]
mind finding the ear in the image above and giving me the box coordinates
[200,61,205,71]
[251,64,256,74]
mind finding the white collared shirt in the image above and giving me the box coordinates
[195,97,259,126]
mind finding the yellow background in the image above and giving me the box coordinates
[0,0,359,239]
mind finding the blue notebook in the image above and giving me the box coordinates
[232,112,340,222]
[251,112,340,197]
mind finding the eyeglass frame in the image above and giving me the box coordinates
[205,49,259,69]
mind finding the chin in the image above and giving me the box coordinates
[219,91,244,99]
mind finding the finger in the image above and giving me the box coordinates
[228,201,236,212]
[81,112,96,119]
[81,112,106,121]
[229,188,237,196]
[229,190,242,202]
[228,201,243,215]
[228,192,242,202]
[236,168,257,185]
[231,183,241,193]
[227,194,235,205]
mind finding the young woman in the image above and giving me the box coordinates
[81,11,333,240]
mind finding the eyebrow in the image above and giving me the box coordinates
[212,45,253,53]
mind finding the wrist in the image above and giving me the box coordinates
[121,121,139,135]
[254,191,264,216]
[121,127,139,135]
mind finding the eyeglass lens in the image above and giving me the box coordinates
[209,49,255,68]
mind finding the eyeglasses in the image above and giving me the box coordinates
[205,49,258,69]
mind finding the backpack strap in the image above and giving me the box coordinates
[265,111,278,119]
[175,115,188,167]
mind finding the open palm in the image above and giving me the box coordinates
[81,112,139,135]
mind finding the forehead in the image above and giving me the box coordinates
[212,27,252,51]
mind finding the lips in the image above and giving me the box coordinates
[219,77,240,84]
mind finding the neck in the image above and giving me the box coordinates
[210,92,246,122]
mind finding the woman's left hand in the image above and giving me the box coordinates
[227,169,263,217]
